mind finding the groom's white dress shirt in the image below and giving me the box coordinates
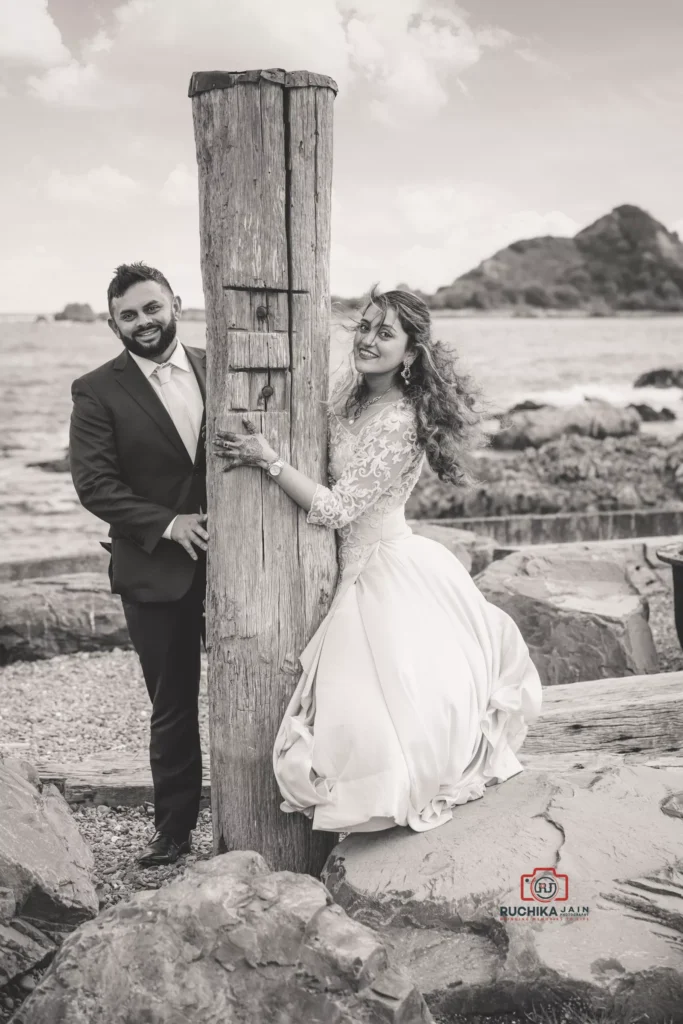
[130,341,204,541]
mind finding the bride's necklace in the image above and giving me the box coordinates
[347,385,395,425]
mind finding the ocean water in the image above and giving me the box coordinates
[430,314,683,415]
[2,315,683,461]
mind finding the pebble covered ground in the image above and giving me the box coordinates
[0,591,680,1023]
[0,650,218,915]
[0,647,210,764]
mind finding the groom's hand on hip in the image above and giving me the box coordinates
[170,514,208,561]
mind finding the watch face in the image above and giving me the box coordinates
[269,462,282,477]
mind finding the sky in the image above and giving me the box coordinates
[1,0,683,312]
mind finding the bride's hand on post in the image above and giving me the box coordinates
[212,416,278,471]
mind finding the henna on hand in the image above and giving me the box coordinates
[237,436,268,466]
[212,428,270,469]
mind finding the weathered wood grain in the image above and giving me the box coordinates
[524,671,683,756]
[191,70,338,873]
[36,752,211,808]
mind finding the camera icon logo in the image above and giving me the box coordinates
[520,867,569,902]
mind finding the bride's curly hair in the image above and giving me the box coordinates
[337,286,489,486]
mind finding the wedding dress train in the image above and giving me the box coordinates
[273,391,542,833]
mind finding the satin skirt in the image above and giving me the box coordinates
[273,527,543,833]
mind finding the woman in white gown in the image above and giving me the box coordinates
[213,288,542,834]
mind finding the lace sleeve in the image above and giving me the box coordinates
[307,404,421,530]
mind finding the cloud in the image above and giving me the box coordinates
[25,0,516,121]
[28,60,98,105]
[0,0,70,67]
[514,46,566,77]
[46,166,143,205]
[330,181,581,294]
[344,1,516,120]
[161,164,199,207]
[82,31,114,59]
[26,0,351,108]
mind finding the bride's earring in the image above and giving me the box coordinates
[401,362,412,384]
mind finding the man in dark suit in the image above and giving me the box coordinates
[70,262,209,867]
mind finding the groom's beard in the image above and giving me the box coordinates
[121,316,178,359]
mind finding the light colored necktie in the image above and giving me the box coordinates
[154,362,198,460]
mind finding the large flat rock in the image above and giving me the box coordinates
[0,572,129,664]
[476,548,659,684]
[14,851,433,1024]
[494,535,680,583]
[323,764,683,1021]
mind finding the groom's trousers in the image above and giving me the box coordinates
[121,556,206,841]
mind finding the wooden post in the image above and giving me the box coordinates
[189,69,339,874]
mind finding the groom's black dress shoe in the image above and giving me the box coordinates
[137,830,191,867]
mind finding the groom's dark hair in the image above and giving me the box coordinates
[107,262,174,313]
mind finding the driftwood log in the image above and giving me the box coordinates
[524,670,683,757]
[190,69,339,873]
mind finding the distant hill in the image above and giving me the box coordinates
[431,205,683,313]
[54,303,97,323]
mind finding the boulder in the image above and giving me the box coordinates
[14,851,432,1024]
[0,753,97,988]
[323,764,683,1022]
[505,399,551,416]
[407,521,496,575]
[0,573,129,664]
[475,548,658,685]
[492,400,641,450]
[634,367,683,389]
[628,403,676,422]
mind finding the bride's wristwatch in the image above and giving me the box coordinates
[265,456,285,477]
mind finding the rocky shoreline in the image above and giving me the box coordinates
[407,385,683,520]
[407,429,683,519]
[6,387,683,571]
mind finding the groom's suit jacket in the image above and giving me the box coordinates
[69,345,207,604]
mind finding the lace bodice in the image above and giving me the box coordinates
[307,391,425,574]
